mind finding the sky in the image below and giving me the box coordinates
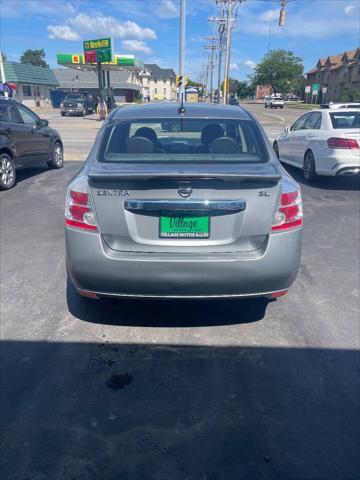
[1,0,359,81]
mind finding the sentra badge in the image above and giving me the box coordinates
[97,189,129,197]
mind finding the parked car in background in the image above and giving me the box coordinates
[229,96,239,106]
[66,102,303,300]
[265,97,284,109]
[0,98,63,190]
[285,95,303,102]
[60,93,97,117]
[273,108,359,182]
[321,102,360,109]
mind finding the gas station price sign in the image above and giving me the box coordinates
[83,38,112,64]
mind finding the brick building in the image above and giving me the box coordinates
[304,48,360,102]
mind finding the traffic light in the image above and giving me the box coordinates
[176,75,188,88]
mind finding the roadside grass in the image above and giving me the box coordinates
[285,103,319,110]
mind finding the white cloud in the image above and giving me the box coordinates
[156,0,178,18]
[244,59,257,69]
[260,9,279,22]
[122,40,152,55]
[68,14,157,40]
[47,25,80,41]
[230,63,239,70]
[2,0,76,18]
[344,4,355,15]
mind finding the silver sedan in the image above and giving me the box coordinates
[65,102,303,299]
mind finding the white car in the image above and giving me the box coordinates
[273,108,360,181]
[265,97,284,109]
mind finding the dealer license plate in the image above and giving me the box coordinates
[160,216,210,238]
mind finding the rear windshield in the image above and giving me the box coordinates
[330,111,359,129]
[98,118,269,163]
[64,94,85,101]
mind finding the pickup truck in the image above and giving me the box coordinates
[60,93,98,117]
[264,97,284,109]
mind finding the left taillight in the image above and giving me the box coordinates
[65,179,98,231]
[271,186,303,232]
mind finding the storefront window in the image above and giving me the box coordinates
[23,85,32,97]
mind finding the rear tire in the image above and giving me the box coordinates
[273,141,280,159]
[303,150,317,182]
[0,153,16,190]
[47,142,64,169]
[61,112,65,117]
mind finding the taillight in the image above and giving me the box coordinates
[327,137,359,149]
[65,180,97,231]
[271,187,303,232]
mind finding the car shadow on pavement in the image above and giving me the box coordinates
[282,164,360,191]
[13,165,50,185]
[66,281,269,327]
[2,340,359,480]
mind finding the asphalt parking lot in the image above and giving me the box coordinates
[1,105,359,479]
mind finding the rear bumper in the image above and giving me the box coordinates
[316,152,360,176]
[61,107,83,115]
[66,228,302,298]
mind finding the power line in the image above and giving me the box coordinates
[203,35,217,103]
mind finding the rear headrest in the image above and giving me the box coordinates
[125,136,155,153]
[201,123,224,145]
[134,127,158,145]
[210,136,239,154]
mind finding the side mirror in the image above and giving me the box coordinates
[40,119,49,128]
[284,125,291,133]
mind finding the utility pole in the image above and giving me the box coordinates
[204,62,209,100]
[179,0,186,102]
[209,1,226,103]
[204,35,217,103]
[223,0,243,104]
[0,52,6,84]
[223,1,233,104]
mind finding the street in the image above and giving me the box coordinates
[1,105,359,480]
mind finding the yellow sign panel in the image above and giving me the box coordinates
[72,54,81,64]
[186,93,198,103]
[84,39,110,50]
[176,75,188,88]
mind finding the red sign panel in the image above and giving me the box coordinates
[84,50,98,64]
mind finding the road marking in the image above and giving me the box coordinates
[262,112,286,123]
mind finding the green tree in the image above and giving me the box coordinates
[187,79,205,89]
[339,88,360,102]
[250,49,303,94]
[20,49,48,68]
[220,78,255,98]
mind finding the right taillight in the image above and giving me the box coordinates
[271,188,303,232]
[65,179,98,231]
[327,137,359,149]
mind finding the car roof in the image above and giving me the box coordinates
[323,108,359,113]
[112,102,253,120]
[303,108,358,114]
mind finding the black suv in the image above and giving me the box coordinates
[60,93,98,117]
[0,98,63,190]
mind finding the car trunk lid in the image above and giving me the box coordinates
[89,162,281,253]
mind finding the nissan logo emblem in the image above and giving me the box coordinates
[178,185,193,198]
